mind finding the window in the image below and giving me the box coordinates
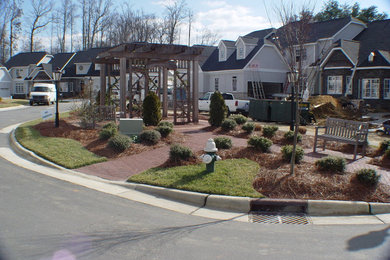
[327,76,342,94]
[232,76,237,91]
[346,76,352,95]
[238,47,244,59]
[362,78,380,99]
[295,48,307,62]
[15,69,22,78]
[384,79,390,99]
[222,93,233,100]
[214,78,219,91]
[15,82,24,93]
[219,49,225,61]
[69,82,74,93]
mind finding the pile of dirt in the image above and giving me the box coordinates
[309,95,360,122]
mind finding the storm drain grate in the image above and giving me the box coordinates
[249,212,311,225]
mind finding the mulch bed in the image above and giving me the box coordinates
[32,116,390,202]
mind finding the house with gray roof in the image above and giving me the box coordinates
[4,52,53,98]
[320,19,390,108]
[0,64,12,97]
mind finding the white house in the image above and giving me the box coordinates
[0,65,12,97]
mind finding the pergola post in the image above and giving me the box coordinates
[128,63,133,118]
[99,64,106,106]
[187,60,191,122]
[192,59,199,123]
[173,69,177,124]
[120,57,127,118]
[162,67,168,118]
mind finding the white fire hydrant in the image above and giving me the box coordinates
[200,138,221,173]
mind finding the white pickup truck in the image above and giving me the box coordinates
[198,92,249,114]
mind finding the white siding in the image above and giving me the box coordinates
[0,68,11,97]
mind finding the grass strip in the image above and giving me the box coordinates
[15,118,106,169]
[0,99,29,108]
[129,158,263,198]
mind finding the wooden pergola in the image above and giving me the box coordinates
[95,42,203,124]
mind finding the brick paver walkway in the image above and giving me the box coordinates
[77,120,390,185]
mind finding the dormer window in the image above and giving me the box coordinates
[295,48,307,62]
[368,52,375,63]
[238,47,244,58]
[220,49,225,60]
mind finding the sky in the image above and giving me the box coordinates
[128,0,390,43]
[19,0,390,48]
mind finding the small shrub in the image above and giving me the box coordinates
[158,121,174,128]
[103,122,117,130]
[230,114,248,125]
[221,118,237,131]
[379,140,390,153]
[156,125,173,138]
[139,130,161,145]
[254,123,262,132]
[385,149,390,159]
[108,134,132,152]
[242,122,255,133]
[209,91,227,127]
[263,125,278,138]
[99,126,117,140]
[298,126,307,135]
[169,144,193,161]
[315,156,346,172]
[284,130,302,143]
[281,145,304,163]
[356,169,381,186]
[248,136,272,152]
[214,137,232,149]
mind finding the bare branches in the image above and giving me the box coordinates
[28,0,52,52]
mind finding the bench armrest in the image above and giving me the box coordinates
[315,125,326,136]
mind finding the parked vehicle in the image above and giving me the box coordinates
[198,92,249,114]
[29,83,56,106]
[373,120,390,136]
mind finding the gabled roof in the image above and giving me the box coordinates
[63,47,109,77]
[4,52,48,69]
[238,36,258,45]
[193,45,218,66]
[49,52,76,71]
[353,19,390,67]
[220,40,235,48]
[202,28,273,72]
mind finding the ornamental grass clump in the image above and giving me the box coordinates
[242,122,255,133]
[221,118,237,131]
[356,169,381,186]
[139,129,161,145]
[108,134,132,152]
[315,156,346,173]
[284,130,302,143]
[169,144,193,162]
[230,114,248,125]
[281,145,305,163]
[214,137,232,149]
[248,136,272,152]
[263,125,278,138]
[99,122,118,140]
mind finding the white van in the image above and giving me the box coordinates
[29,83,57,106]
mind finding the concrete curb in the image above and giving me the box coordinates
[8,127,390,216]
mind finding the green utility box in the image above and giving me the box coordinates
[119,118,143,136]
[249,100,312,124]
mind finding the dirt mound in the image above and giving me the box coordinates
[309,95,360,122]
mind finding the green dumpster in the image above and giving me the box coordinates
[249,99,270,121]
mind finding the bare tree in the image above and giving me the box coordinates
[195,27,219,46]
[0,0,22,63]
[55,0,73,52]
[27,0,52,52]
[163,0,187,44]
[270,2,314,175]
[8,0,23,58]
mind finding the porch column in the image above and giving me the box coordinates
[162,67,168,118]
[128,63,133,118]
[120,57,127,118]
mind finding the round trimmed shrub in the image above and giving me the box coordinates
[214,136,232,149]
[284,130,302,143]
[379,140,390,153]
[169,144,193,161]
[242,122,255,133]
[208,91,227,127]
[248,136,272,152]
[230,114,248,125]
[142,91,162,126]
[263,125,278,138]
[139,129,161,144]
[281,145,304,163]
[103,122,118,129]
[298,126,307,135]
[156,125,173,138]
[221,118,237,131]
[315,156,346,172]
[356,168,381,186]
[108,134,132,152]
[99,126,117,140]
[158,121,174,128]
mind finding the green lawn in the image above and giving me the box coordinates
[0,99,29,108]
[128,158,263,198]
[15,119,107,169]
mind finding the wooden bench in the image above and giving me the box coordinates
[313,117,369,160]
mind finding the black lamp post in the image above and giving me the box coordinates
[53,69,62,128]
[288,71,297,131]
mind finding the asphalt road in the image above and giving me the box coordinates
[1,103,390,259]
